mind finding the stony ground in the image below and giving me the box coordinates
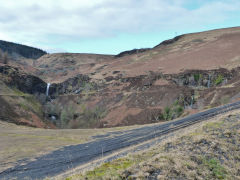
[68,111,240,180]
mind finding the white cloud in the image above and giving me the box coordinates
[0,0,239,50]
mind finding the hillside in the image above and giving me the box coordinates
[0,40,46,60]
[35,27,240,81]
[0,64,53,128]
[30,27,240,129]
[68,110,240,179]
[1,27,240,129]
[35,53,114,83]
[0,119,139,173]
[1,26,240,179]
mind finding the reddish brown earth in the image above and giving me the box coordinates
[1,27,240,128]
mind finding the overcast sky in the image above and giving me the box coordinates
[0,0,239,54]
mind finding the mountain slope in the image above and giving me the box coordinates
[35,53,114,83]
[0,64,53,128]
[1,27,240,129]
[101,26,240,77]
[34,27,240,83]
[32,27,240,129]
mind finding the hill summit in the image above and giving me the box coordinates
[0,40,46,60]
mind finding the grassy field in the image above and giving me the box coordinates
[0,120,143,173]
[67,110,240,180]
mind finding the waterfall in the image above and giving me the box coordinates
[46,83,51,96]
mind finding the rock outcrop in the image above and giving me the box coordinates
[0,65,47,94]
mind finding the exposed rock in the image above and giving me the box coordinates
[154,35,184,48]
[49,74,93,95]
[0,65,47,94]
[115,48,151,58]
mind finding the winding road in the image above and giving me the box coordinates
[1,101,240,179]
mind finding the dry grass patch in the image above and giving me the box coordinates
[67,112,240,180]
[0,121,143,173]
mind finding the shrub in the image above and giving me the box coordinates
[162,106,172,120]
[194,74,200,82]
[69,105,107,128]
[60,105,75,128]
[161,101,184,121]
[214,75,224,85]
[81,106,107,125]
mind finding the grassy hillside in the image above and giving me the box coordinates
[1,27,240,129]
[28,27,240,129]
[0,120,142,173]
[0,64,50,127]
[0,81,48,127]
[68,110,240,179]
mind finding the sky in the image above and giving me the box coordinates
[0,0,239,54]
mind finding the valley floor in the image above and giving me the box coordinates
[67,110,240,180]
[0,120,140,173]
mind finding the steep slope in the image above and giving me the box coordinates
[35,53,114,83]
[35,27,240,82]
[0,64,53,128]
[101,26,240,77]
[1,27,240,129]
[35,27,240,129]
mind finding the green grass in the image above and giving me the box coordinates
[214,75,224,85]
[161,100,184,121]
[66,158,134,179]
[203,121,224,130]
[203,158,227,179]
[194,74,200,82]
[17,96,43,116]
[12,87,28,96]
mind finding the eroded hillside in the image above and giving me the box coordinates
[1,27,240,129]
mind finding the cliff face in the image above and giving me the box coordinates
[0,40,46,60]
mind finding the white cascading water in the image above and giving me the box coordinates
[46,83,51,96]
